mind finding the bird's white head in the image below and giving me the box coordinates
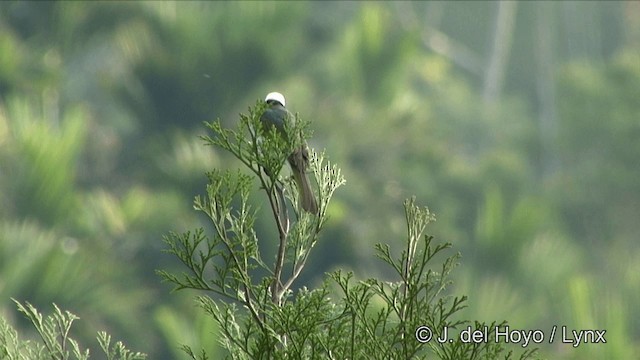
[265,92,286,107]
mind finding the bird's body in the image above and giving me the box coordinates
[260,101,290,139]
[260,92,318,214]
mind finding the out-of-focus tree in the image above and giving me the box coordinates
[554,51,640,240]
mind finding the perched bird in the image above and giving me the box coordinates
[260,92,318,214]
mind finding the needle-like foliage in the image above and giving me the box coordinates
[0,300,146,360]
[158,101,538,360]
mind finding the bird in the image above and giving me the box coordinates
[260,92,318,214]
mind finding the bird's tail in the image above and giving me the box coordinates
[292,167,318,214]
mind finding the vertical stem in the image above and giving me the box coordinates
[483,1,518,105]
[535,1,559,178]
[271,183,289,305]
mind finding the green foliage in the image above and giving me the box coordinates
[160,104,537,359]
[153,305,220,360]
[0,300,145,360]
[555,50,640,244]
[0,315,44,360]
[1,96,86,226]
[159,102,345,358]
[97,332,146,360]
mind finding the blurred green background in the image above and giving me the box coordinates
[1,1,638,358]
